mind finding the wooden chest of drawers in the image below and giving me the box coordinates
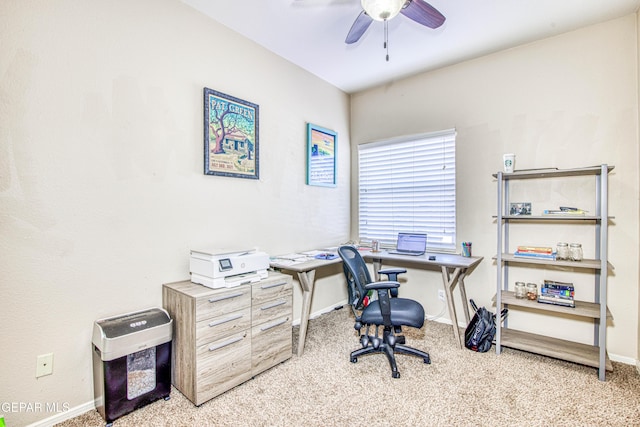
[162,272,292,405]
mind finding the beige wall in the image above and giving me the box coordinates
[351,15,639,363]
[0,0,350,425]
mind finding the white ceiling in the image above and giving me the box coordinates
[182,0,640,93]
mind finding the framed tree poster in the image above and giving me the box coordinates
[204,88,259,179]
[306,123,337,187]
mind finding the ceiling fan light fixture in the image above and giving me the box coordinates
[361,0,405,22]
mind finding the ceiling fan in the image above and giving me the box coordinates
[345,0,445,61]
[346,0,446,44]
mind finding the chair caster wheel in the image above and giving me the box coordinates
[424,357,431,364]
[392,372,400,379]
[360,335,370,348]
[351,357,358,363]
[387,335,396,347]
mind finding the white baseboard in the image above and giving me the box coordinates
[26,401,95,427]
[609,353,637,366]
[292,300,348,326]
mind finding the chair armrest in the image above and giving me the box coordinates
[364,281,400,291]
[378,268,406,298]
[378,267,406,278]
[365,281,397,327]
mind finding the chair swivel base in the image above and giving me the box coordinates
[350,340,431,379]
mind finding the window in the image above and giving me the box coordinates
[358,129,456,252]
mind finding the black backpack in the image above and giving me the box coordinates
[464,299,508,352]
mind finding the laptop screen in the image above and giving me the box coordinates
[396,233,427,252]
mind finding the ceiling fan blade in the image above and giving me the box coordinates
[400,0,445,29]
[345,11,373,44]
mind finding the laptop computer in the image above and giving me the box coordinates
[388,233,427,256]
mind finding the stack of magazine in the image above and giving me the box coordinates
[538,280,575,307]
[513,246,556,260]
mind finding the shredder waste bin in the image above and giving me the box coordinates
[92,308,173,426]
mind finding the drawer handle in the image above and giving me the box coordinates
[208,313,243,327]
[208,292,244,303]
[260,300,287,311]
[260,281,287,290]
[208,333,247,352]
[261,317,289,332]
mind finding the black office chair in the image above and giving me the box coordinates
[338,245,431,378]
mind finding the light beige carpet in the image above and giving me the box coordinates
[59,307,640,427]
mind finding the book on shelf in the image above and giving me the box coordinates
[516,246,554,254]
[543,279,574,290]
[540,280,575,306]
[541,287,574,299]
[540,286,573,294]
[513,251,556,260]
[537,295,576,308]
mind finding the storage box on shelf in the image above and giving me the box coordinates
[163,271,292,405]
[493,164,613,380]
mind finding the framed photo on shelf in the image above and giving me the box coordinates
[203,87,259,179]
[306,123,337,187]
[509,202,532,215]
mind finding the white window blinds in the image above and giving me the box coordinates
[358,129,456,251]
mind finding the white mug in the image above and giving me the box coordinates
[503,153,515,173]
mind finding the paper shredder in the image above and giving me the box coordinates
[92,308,173,426]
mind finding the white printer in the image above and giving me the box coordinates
[189,248,270,289]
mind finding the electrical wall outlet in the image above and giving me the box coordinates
[438,290,445,301]
[36,353,54,378]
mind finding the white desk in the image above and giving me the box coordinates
[271,250,483,355]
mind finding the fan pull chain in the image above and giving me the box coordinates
[384,19,390,61]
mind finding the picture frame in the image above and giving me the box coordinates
[509,202,532,215]
[306,123,337,187]
[203,87,259,179]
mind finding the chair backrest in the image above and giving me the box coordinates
[338,246,372,309]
